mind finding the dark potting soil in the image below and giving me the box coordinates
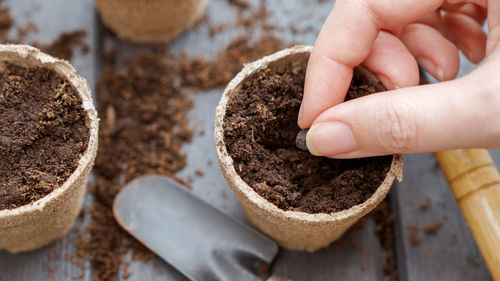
[223,62,393,214]
[0,63,89,210]
[0,3,13,40]
[76,47,194,281]
[37,29,89,61]
[371,198,398,280]
[176,34,284,90]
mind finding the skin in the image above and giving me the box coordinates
[300,0,500,158]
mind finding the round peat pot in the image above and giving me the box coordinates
[0,45,98,253]
[94,0,207,43]
[215,45,404,252]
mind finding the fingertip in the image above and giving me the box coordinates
[306,121,359,157]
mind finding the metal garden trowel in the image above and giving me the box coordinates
[113,175,289,281]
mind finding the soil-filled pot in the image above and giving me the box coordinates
[215,45,404,252]
[94,0,207,43]
[0,44,98,253]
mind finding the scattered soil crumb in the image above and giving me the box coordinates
[121,262,132,279]
[424,221,444,235]
[372,200,395,250]
[0,63,89,210]
[419,199,431,210]
[467,256,481,266]
[37,29,88,61]
[46,264,58,279]
[0,1,13,40]
[48,249,61,260]
[15,20,38,42]
[195,168,204,176]
[409,229,421,246]
[176,35,285,90]
[0,1,39,43]
[361,263,367,271]
[228,0,250,9]
[75,47,193,281]
[0,1,87,61]
[204,0,276,39]
[371,199,398,281]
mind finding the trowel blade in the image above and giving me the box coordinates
[113,175,279,281]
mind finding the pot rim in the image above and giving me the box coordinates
[215,45,403,223]
[0,44,99,218]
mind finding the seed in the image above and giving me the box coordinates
[295,129,309,150]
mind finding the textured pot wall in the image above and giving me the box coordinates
[95,0,207,43]
[0,45,98,253]
[215,46,403,251]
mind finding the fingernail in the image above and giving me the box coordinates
[436,68,444,81]
[467,52,477,63]
[416,56,443,81]
[377,74,399,90]
[467,51,483,64]
[306,122,358,156]
[297,103,304,126]
[457,44,481,64]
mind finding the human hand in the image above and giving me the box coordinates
[299,0,500,158]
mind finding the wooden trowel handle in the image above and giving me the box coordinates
[435,149,500,281]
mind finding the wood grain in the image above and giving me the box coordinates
[436,149,500,281]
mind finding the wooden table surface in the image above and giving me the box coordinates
[0,0,497,280]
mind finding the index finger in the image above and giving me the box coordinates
[299,0,445,128]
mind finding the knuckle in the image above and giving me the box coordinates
[376,101,418,152]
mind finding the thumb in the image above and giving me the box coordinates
[304,65,500,158]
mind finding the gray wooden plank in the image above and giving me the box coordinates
[0,0,98,280]
[393,153,493,281]
[394,34,496,280]
[272,218,387,281]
